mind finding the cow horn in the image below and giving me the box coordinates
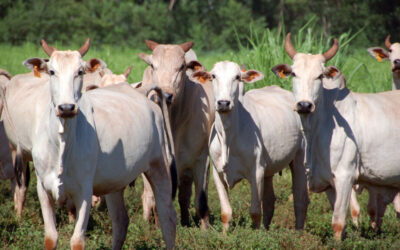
[124,65,133,78]
[323,38,339,61]
[385,35,392,50]
[78,38,90,57]
[41,39,55,56]
[180,41,194,53]
[285,33,297,59]
[145,40,159,51]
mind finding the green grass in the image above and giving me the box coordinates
[0,25,398,249]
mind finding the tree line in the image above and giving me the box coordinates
[0,0,399,50]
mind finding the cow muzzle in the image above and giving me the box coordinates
[295,101,315,114]
[163,92,174,105]
[217,100,231,113]
[57,104,78,118]
[392,59,400,73]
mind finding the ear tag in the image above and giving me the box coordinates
[92,64,99,71]
[279,70,286,79]
[34,66,41,78]
[241,69,246,72]
[199,76,205,83]
[194,65,200,70]
[376,54,382,62]
[249,74,255,80]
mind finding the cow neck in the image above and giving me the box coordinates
[392,72,400,90]
[169,76,189,133]
[48,104,78,178]
[214,101,241,167]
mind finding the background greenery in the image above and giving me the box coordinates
[1,0,399,249]
[1,0,399,50]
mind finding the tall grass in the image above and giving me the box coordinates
[231,16,392,93]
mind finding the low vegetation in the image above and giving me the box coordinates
[0,26,399,249]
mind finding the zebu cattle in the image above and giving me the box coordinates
[191,61,308,231]
[4,39,176,249]
[272,33,400,240]
[139,41,214,228]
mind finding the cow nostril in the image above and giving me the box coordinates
[58,104,75,112]
[217,100,231,107]
[164,93,173,103]
[297,101,313,114]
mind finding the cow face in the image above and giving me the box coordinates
[272,33,339,115]
[138,40,194,105]
[23,39,90,119]
[367,35,400,75]
[191,61,263,113]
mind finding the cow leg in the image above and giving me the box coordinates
[331,175,353,241]
[178,173,193,226]
[70,187,92,250]
[144,159,177,250]
[325,187,336,209]
[393,193,400,219]
[289,156,309,230]
[262,175,275,229]
[349,187,360,227]
[193,153,210,229]
[212,166,232,233]
[12,160,29,218]
[37,179,58,250]
[105,189,129,250]
[367,189,378,229]
[250,166,264,229]
[66,198,76,223]
[142,173,157,223]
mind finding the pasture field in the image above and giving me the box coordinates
[1,29,400,249]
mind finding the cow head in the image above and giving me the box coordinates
[367,35,400,74]
[191,61,263,113]
[138,40,201,105]
[99,65,133,87]
[272,33,339,114]
[23,38,91,119]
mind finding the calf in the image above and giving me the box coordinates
[191,61,309,231]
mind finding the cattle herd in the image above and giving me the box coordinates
[0,33,399,249]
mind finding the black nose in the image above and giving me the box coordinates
[58,104,75,112]
[296,101,313,114]
[217,100,231,111]
[394,59,400,66]
[164,93,173,104]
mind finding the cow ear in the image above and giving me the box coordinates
[271,64,292,79]
[0,69,12,80]
[131,81,142,89]
[186,60,205,72]
[190,71,211,84]
[23,58,48,77]
[323,66,341,79]
[85,58,107,73]
[241,70,264,83]
[138,53,152,65]
[367,47,389,62]
[180,41,194,53]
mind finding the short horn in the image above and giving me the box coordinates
[78,38,90,57]
[41,39,55,56]
[385,35,392,50]
[285,33,297,59]
[145,40,159,51]
[323,38,339,61]
[124,66,133,78]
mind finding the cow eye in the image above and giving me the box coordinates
[150,64,154,69]
[49,70,55,76]
[78,70,84,76]
[179,64,185,71]
[235,75,240,80]
[389,49,392,53]
[211,74,216,79]
[291,72,296,77]
[317,74,323,79]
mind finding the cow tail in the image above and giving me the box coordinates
[146,86,177,199]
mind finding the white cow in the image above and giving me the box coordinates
[4,39,176,249]
[139,41,214,228]
[272,33,400,240]
[191,61,308,231]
